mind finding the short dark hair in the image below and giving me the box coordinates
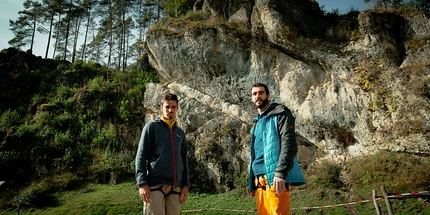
[251,83,270,95]
[162,93,179,104]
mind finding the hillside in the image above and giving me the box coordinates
[0,47,160,209]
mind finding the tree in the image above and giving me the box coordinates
[364,0,387,9]
[8,0,43,52]
[8,0,197,67]
[97,0,117,68]
[39,0,66,58]
[404,0,430,10]
[365,0,430,10]
[79,0,98,61]
[70,2,86,63]
[165,0,196,17]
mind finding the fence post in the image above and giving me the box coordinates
[373,189,382,215]
[381,185,394,215]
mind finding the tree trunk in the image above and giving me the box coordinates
[72,16,82,63]
[52,14,61,58]
[81,10,91,61]
[63,16,70,60]
[45,13,54,59]
[30,16,36,52]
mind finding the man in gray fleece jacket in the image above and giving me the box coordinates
[135,93,189,215]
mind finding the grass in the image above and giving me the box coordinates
[2,151,430,215]
[7,182,428,215]
[2,183,256,215]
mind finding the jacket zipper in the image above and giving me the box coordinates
[170,128,177,187]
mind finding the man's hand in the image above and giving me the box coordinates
[139,185,151,203]
[179,187,189,204]
[246,187,255,198]
[273,176,286,195]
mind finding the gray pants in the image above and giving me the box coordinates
[143,185,181,215]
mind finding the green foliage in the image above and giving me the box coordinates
[348,151,430,193]
[0,48,163,210]
[405,35,430,52]
[92,124,117,150]
[183,10,211,22]
[14,123,39,138]
[131,70,161,91]
[78,118,97,143]
[54,84,75,109]
[3,150,430,215]
[119,99,131,120]
[311,161,344,189]
[56,84,72,98]
[0,109,20,132]
[346,28,360,40]
[71,60,100,74]
[88,76,105,94]
[52,112,74,131]
[54,132,74,149]
[97,100,113,117]
[354,61,399,116]
[23,183,57,208]
[90,150,134,184]
[165,0,196,17]
[149,10,211,34]
[19,173,83,209]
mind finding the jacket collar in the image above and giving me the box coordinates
[254,103,285,121]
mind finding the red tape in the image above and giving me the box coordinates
[181,190,430,213]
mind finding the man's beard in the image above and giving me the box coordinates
[167,113,175,119]
[255,98,269,109]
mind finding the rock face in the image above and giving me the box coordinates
[143,0,430,191]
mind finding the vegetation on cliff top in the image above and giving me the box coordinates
[0,48,160,209]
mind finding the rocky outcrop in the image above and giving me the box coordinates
[144,0,430,191]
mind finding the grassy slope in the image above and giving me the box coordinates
[3,178,429,215]
[2,151,430,214]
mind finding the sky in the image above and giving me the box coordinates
[0,0,371,58]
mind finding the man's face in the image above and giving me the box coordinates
[251,86,270,109]
[160,100,178,120]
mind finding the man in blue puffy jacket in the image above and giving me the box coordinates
[246,83,305,214]
[135,93,189,215]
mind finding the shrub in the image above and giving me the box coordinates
[119,99,131,120]
[20,181,58,208]
[131,70,161,91]
[164,0,196,17]
[88,76,105,94]
[15,123,39,138]
[54,132,74,149]
[0,109,20,132]
[92,124,117,150]
[72,60,99,75]
[56,84,72,98]
[311,161,344,189]
[33,111,50,125]
[62,97,75,109]
[78,118,96,143]
[97,100,114,118]
[183,10,211,22]
[90,149,134,184]
[52,112,74,131]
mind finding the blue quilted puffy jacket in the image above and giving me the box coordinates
[247,103,306,192]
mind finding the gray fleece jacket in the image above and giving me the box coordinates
[135,117,189,188]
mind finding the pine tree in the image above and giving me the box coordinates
[8,0,43,52]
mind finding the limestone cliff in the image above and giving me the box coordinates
[143,0,430,191]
